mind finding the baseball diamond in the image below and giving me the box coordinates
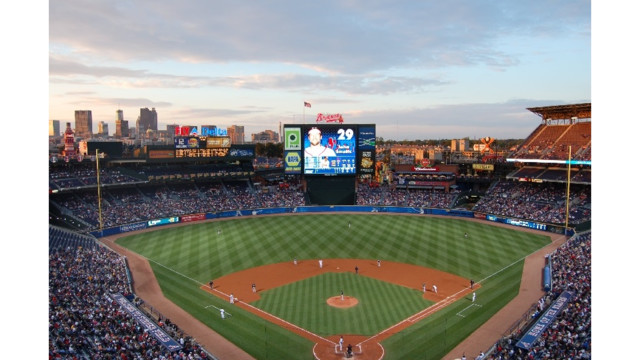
[104,213,566,360]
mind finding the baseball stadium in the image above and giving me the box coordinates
[48,103,591,359]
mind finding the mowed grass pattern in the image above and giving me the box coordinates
[255,272,432,336]
[116,214,551,360]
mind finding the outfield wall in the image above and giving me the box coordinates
[90,206,572,238]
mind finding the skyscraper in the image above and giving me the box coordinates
[228,125,245,144]
[49,120,61,137]
[115,109,130,138]
[98,121,109,136]
[74,110,93,139]
[136,107,158,138]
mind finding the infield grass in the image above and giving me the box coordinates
[255,272,433,336]
[116,213,551,360]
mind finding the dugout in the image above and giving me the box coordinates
[305,176,356,205]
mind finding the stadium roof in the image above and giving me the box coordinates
[526,103,591,120]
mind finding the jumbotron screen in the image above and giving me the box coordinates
[283,124,375,176]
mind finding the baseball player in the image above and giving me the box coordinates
[422,283,426,293]
[341,290,344,301]
[339,336,344,351]
[304,127,337,157]
[432,284,437,294]
[294,258,297,265]
[252,283,256,293]
[377,259,381,267]
[229,293,235,304]
[319,259,323,268]
[209,280,213,290]
[220,308,225,319]
[472,292,476,302]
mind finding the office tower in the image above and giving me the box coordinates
[98,121,109,136]
[49,120,60,137]
[228,125,245,144]
[136,107,158,137]
[115,109,130,138]
[74,110,93,139]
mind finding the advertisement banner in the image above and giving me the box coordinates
[147,217,180,227]
[358,150,375,174]
[516,291,574,350]
[110,293,182,352]
[284,151,302,174]
[284,127,301,150]
[358,126,376,150]
[181,214,206,223]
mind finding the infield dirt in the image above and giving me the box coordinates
[101,216,567,360]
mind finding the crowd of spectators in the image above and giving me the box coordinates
[50,162,591,232]
[472,181,591,225]
[355,182,458,208]
[51,175,592,231]
[486,231,591,359]
[50,166,144,190]
[49,162,592,359]
[49,226,211,359]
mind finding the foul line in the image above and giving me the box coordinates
[456,303,482,318]
[235,299,334,346]
[137,255,334,347]
[137,236,564,354]
[361,248,545,346]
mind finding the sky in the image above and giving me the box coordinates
[7,2,640,358]
[47,0,591,141]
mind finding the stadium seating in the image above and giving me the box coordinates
[48,225,212,359]
[485,232,591,359]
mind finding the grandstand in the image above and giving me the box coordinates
[510,103,591,162]
[48,103,590,359]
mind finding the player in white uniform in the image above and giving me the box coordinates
[304,127,336,157]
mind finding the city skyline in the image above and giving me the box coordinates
[49,1,591,141]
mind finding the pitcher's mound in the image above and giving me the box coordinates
[327,296,359,308]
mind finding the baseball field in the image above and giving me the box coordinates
[113,213,552,360]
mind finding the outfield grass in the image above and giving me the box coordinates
[116,214,550,360]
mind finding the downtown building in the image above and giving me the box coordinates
[74,110,93,139]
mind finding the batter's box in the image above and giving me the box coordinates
[334,344,362,356]
[456,303,482,318]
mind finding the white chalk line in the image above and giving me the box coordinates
[360,249,540,346]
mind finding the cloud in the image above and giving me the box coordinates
[348,99,581,140]
[50,1,589,73]
[50,56,447,94]
[48,1,591,140]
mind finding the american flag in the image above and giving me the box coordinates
[304,101,311,108]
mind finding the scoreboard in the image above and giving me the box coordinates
[283,124,375,176]
[174,136,231,158]
[145,138,254,161]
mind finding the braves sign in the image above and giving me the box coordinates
[316,113,344,123]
